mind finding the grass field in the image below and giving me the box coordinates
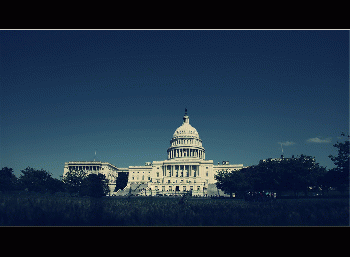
[0,193,348,226]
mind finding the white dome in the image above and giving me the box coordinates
[173,122,199,138]
[167,109,205,160]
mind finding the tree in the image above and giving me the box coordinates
[318,167,335,196]
[62,169,87,196]
[215,169,247,198]
[18,167,64,194]
[114,172,128,192]
[240,155,326,197]
[63,170,109,197]
[280,155,325,196]
[240,160,284,194]
[328,133,349,194]
[0,167,18,192]
[81,173,109,197]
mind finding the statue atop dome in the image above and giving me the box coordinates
[183,108,189,124]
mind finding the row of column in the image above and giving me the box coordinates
[69,165,100,171]
[168,148,205,159]
[171,138,200,146]
[163,165,199,177]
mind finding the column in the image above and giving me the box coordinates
[189,165,192,177]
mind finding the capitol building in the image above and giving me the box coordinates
[64,109,244,196]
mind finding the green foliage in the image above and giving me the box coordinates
[62,170,109,197]
[215,169,248,197]
[19,167,64,194]
[114,172,128,192]
[81,173,110,198]
[0,167,18,192]
[328,133,349,193]
[62,169,87,196]
[1,166,110,198]
[235,155,326,196]
[279,155,325,196]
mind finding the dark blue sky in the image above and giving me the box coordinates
[1,30,349,178]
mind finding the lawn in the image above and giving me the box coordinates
[0,193,348,226]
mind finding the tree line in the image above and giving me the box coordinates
[215,134,349,198]
[0,167,109,197]
[1,134,349,198]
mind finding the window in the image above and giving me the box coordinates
[157,172,159,177]
[162,186,165,191]
[197,186,200,191]
[183,186,186,191]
